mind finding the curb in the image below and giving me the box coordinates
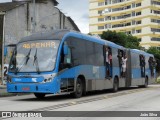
[0,93,18,97]
[0,92,31,97]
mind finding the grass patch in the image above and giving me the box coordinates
[156,77,160,84]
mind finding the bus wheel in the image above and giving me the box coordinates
[113,77,119,92]
[34,93,45,99]
[73,78,83,98]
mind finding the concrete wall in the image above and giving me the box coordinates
[4,0,79,64]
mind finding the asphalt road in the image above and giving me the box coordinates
[0,84,160,120]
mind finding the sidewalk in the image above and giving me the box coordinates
[0,84,17,97]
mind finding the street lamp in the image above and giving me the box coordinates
[13,0,36,33]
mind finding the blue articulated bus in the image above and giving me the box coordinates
[7,30,156,98]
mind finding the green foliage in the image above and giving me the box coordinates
[147,47,160,60]
[100,30,140,49]
[125,35,141,49]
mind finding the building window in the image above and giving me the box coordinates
[98,18,104,22]
[151,19,160,23]
[126,31,131,34]
[151,10,160,14]
[105,16,111,21]
[105,0,111,5]
[132,29,135,34]
[132,20,135,25]
[136,3,141,7]
[132,3,135,8]
[105,24,111,29]
[151,37,160,41]
[114,14,131,20]
[98,10,103,14]
[151,1,160,5]
[112,0,125,4]
[132,11,135,16]
[136,20,141,25]
[112,24,124,28]
[112,5,131,12]
[136,11,141,16]
[151,28,160,32]
[125,22,131,26]
[98,26,104,30]
[136,29,141,33]
[98,2,104,6]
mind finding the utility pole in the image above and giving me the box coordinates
[1,14,5,85]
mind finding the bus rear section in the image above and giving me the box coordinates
[126,49,156,87]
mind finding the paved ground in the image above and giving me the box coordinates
[0,84,7,96]
[0,84,160,120]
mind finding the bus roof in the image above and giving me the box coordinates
[19,29,71,43]
[19,29,125,50]
[130,49,153,57]
[64,31,125,50]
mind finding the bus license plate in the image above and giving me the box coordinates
[22,87,30,91]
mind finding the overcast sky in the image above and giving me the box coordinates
[0,0,89,33]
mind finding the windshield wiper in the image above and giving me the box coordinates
[33,48,40,74]
[15,48,32,74]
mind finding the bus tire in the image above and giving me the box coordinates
[113,77,119,92]
[72,78,83,98]
[34,93,45,99]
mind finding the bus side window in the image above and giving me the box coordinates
[59,44,72,70]
[64,47,71,64]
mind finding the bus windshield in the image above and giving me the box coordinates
[9,40,60,73]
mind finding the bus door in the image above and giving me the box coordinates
[125,49,131,87]
[59,43,74,92]
[139,55,145,78]
[104,46,112,78]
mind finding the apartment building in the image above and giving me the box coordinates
[89,0,160,49]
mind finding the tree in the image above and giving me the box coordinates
[125,35,140,49]
[100,30,140,49]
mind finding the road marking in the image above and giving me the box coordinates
[30,87,160,111]
[69,101,77,105]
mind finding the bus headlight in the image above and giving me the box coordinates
[42,73,56,83]
[43,78,53,83]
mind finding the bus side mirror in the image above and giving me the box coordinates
[63,45,68,55]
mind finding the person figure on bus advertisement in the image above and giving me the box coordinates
[122,54,127,77]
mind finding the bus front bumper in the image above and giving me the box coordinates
[7,82,60,94]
